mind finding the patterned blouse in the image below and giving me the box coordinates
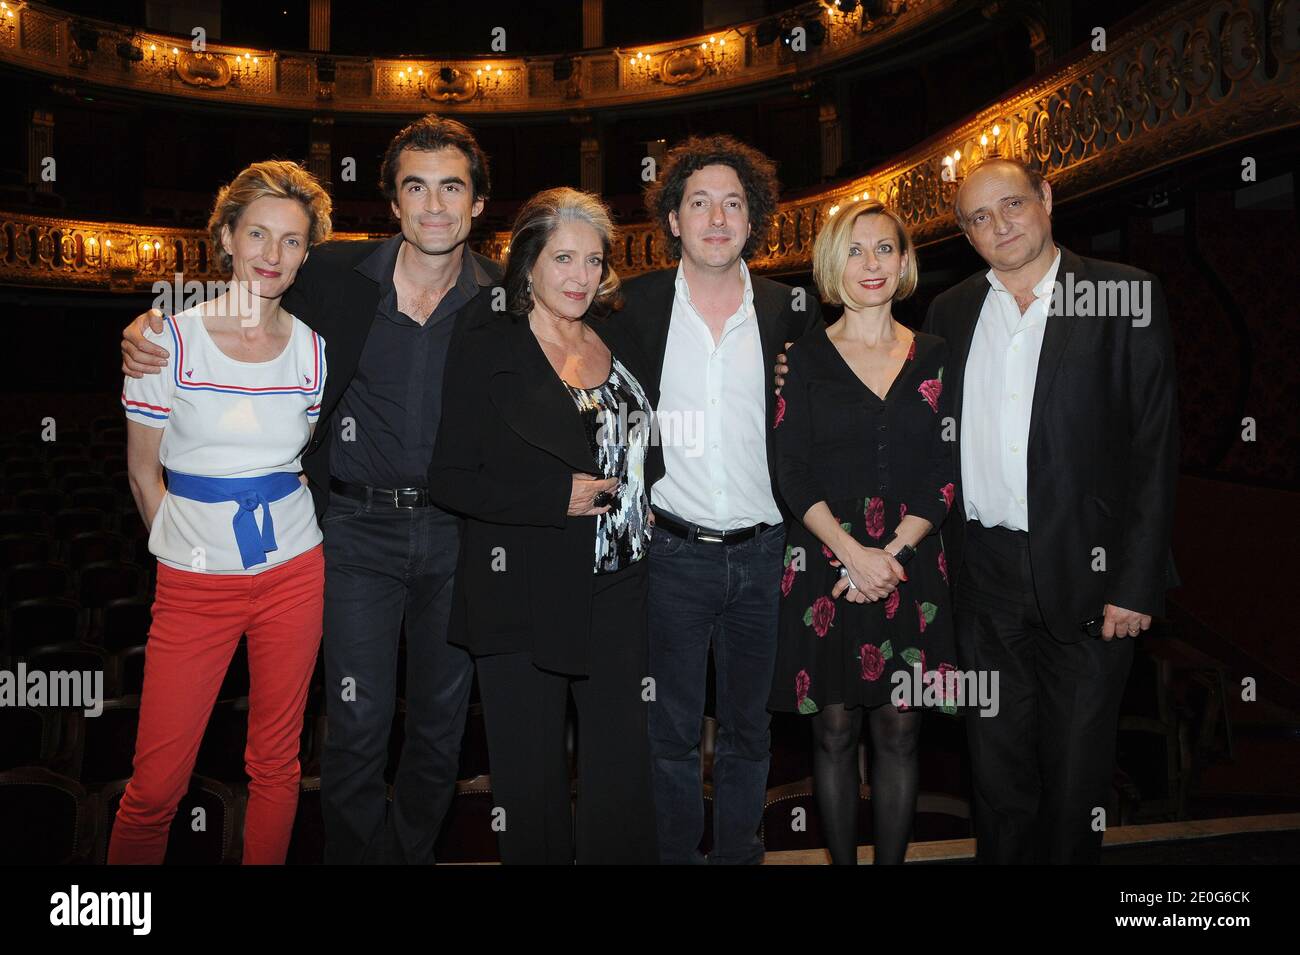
[565,354,653,574]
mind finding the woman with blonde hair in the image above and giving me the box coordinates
[429,186,659,864]
[112,160,332,864]
[770,199,958,864]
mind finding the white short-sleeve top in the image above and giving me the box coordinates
[121,305,326,574]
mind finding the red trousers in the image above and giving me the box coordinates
[108,545,324,865]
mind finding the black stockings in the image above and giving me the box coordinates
[810,703,921,864]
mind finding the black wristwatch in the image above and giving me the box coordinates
[890,543,916,566]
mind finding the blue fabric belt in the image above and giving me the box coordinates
[165,469,302,569]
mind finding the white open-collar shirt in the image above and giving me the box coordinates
[651,259,783,530]
[960,247,1061,532]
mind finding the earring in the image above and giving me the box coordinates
[527,280,533,294]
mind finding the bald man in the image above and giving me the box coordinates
[922,158,1179,863]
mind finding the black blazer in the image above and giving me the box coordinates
[282,237,502,519]
[922,245,1180,642]
[426,295,664,676]
[613,267,824,522]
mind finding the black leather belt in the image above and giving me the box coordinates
[330,478,431,509]
[654,509,771,546]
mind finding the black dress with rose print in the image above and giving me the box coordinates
[769,325,959,715]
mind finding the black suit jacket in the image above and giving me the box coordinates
[426,295,663,676]
[282,237,502,520]
[613,266,824,523]
[923,245,1179,642]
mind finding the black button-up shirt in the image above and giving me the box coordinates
[330,234,494,488]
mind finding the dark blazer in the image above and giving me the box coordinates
[923,245,1179,642]
[426,295,664,676]
[613,266,824,522]
[282,237,502,519]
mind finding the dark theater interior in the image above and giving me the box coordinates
[1,0,1298,898]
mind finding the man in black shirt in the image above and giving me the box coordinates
[121,115,498,864]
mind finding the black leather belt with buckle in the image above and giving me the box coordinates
[330,478,431,509]
[654,509,771,546]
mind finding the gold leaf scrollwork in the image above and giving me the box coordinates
[177,51,232,88]
[1149,44,1181,111]
[427,67,478,102]
[660,47,706,85]
[1221,7,1261,81]
[1183,26,1217,97]
[1267,0,1299,64]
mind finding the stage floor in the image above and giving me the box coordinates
[762,812,1300,864]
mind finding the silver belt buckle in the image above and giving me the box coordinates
[696,531,724,544]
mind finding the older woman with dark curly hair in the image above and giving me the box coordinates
[428,187,660,864]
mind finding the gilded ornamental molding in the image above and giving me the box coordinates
[2,0,963,114]
[745,0,1300,273]
[1,0,1297,290]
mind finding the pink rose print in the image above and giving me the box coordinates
[864,496,885,539]
[811,596,836,636]
[822,542,835,562]
[938,549,948,583]
[935,662,958,703]
[796,669,818,714]
[916,600,938,633]
[859,644,885,682]
[803,595,836,637]
[781,562,797,596]
[918,376,943,412]
[940,482,955,511]
[884,589,900,619]
[774,394,786,429]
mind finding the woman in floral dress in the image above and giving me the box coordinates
[770,199,958,865]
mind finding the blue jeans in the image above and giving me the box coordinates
[646,520,786,864]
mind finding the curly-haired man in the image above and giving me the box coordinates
[618,135,823,864]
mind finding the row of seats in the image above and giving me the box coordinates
[2,418,975,862]
[14,680,954,790]
[5,560,148,606]
[1,767,974,865]
[0,690,493,787]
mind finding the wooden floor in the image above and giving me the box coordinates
[761,812,1300,864]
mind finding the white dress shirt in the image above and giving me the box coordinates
[651,259,783,530]
[960,248,1061,532]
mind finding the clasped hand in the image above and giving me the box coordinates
[828,543,907,604]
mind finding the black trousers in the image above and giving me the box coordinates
[476,558,658,865]
[319,496,474,864]
[954,520,1134,864]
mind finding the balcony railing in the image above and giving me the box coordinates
[1,0,963,115]
[1,0,1296,291]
